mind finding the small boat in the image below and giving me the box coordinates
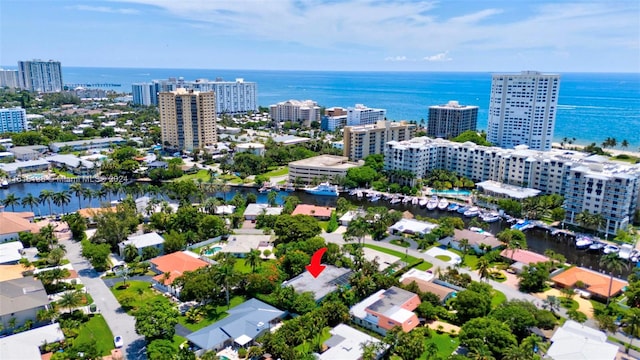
[511,219,534,231]
[481,212,501,223]
[426,196,439,210]
[0,179,8,188]
[575,236,594,249]
[412,197,419,205]
[464,207,480,217]
[349,189,358,196]
[390,197,402,205]
[437,198,449,210]
[603,245,620,255]
[470,227,493,236]
[457,206,469,214]
[285,184,295,192]
[402,196,412,203]
[447,203,459,212]
[356,191,363,198]
[369,195,381,202]
[589,242,605,252]
[419,197,428,207]
[304,182,339,197]
[630,250,640,263]
[618,244,634,260]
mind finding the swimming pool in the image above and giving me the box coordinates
[432,189,471,196]
[204,246,223,256]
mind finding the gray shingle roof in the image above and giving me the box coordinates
[0,277,49,316]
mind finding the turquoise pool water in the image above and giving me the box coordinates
[433,189,471,196]
[220,356,230,360]
[204,246,223,256]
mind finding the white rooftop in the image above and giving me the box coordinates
[0,159,49,172]
[0,241,24,264]
[548,320,617,360]
[399,268,435,283]
[219,234,272,254]
[243,203,283,217]
[0,323,65,360]
[389,218,438,235]
[476,180,541,199]
[121,232,165,249]
[317,324,384,360]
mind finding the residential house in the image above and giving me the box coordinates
[388,218,438,236]
[186,298,285,353]
[439,229,502,253]
[399,269,457,304]
[0,159,49,177]
[243,203,283,221]
[546,320,618,360]
[44,154,96,175]
[9,145,47,161]
[0,210,40,243]
[291,204,334,220]
[551,266,628,300]
[218,234,272,258]
[281,265,352,302]
[339,209,365,226]
[147,161,168,170]
[350,286,420,336]
[500,249,550,273]
[150,251,209,297]
[0,277,49,333]
[118,232,165,258]
[0,323,65,360]
[0,241,24,264]
[317,324,386,360]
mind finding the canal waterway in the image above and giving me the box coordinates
[1,182,633,277]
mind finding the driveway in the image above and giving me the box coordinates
[63,237,147,360]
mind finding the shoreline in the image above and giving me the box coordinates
[551,142,640,158]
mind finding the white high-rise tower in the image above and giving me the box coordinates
[487,71,560,151]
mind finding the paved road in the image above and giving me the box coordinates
[321,230,640,358]
[64,238,147,360]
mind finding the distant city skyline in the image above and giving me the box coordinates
[1,0,639,73]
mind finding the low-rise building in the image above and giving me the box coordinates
[0,323,65,360]
[0,210,39,242]
[118,232,165,258]
[218,234,272,258]
[551,266,628,300]
[399,269,457,304]
[44,154,96,175]
[0,159,50,176]
[291,204,334,220]
[282,265,352,302]
[150,251,209,297]
[546,320,618,360]
[350,286,420,335]
[235,142,265,157]
[0,241,24,264]
[439,229,502,253]
[272,134,312,146]
[317,324,386,360]
[9,145,47,161]
[49,136,126,152]
[243,203,283,220]
[388,218,438,236]
[0,277,49,334]
[289,154,360,184]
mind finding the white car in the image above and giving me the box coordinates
[114,335,124,348]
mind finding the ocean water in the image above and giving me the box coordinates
[16,66,640,148]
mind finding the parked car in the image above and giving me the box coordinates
[114,335,124,348]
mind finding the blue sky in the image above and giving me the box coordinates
[1,0,639,72]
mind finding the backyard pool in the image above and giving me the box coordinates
[204,246,223,256]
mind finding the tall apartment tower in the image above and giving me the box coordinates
[158,89,217,152]
[343,120,416,161]
[0,69,20,89]
[0,107,27,134]
[427,101,479,138]
[132,83,157,106]
[487,71,560,151]
[347,104,386,126]
[17,60,63,93]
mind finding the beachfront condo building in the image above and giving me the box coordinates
[0,107,27,134]
[343,120,416,161]
[132,83,157,106]
[158,89,217,152]
[17,60,63,93]
[289,155,360,184]
[347,104,386,126]
[132,78,257,115]
[384,137,640,235]
[0,69,19,89]
[487,71,560,151]
[427,101,478,139]
[269,100,321,126]
[321,107,348,131]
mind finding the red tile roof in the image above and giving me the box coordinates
[500,249,550,265]
[150,252,208,285]
[0,211,39,235]
[552,266,628,298]
[291,204,333,218]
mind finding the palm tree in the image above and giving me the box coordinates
[69,183,84,210]
[1,193,20,212]
[53,190,72,215]
[213,254,238,308]
[102,182,114,203]
[622,139,630,150]
[624,308,640,353]
[503,343,533,360]
[83,188,96,208]
[344,217,370,248]
[21,193,39,214]
[246,249,261,273]
[542,295,561,314]
[459,238,470,264]
[600,253,628,305]
[123,244,139,262]
[476,257,492,282]
[39,189,55,217]
[57,290,83,313]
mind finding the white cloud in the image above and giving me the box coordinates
[385,56,408,62]
[72,5,139,15]
[423,51,451,62]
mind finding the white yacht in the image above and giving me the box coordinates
[437,198,449,210]
[426,196,439,210]
[463,207,480,217]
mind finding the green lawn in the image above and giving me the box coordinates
[233,259,253,273]
[415,261,433,271]
[293,327,332,354]
[177,295,247,332]
[560,298,579,310]
[75,315,114,356]
[174,169,211,182]
[219,174,242,184]
[363,244,421,267]
[52,168,77,178]
[262,166,289,178]
[435,255,451,262]
[110,280,169,314]
[172,335,187,350]
[448,249,480,269]
[491,290,507,308]
[419,332,460,359]
[390,239,411,248]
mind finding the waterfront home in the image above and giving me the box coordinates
[0,277,49,334]
[388,218,438,236]
[44,154,96,175]
[291,204,334,220]
[49,136,126,152]
[0,241,24,264]
[0,209,40,243]
[551,266,628,300]
[150,251,208,297]
[399,268,457,304]
[338,209,365,226]
[500,249,550,273]
[0,323,65,360]
[118,232,165,258]
[186,298,285,354]
[317,324,386,360]
[439,229,502,253]
[9,145,48,161]
[350,286,421,336]
[281,265,352,302]
[0,159,50,177]
[546,320,618,360]
[243,203,283,220]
